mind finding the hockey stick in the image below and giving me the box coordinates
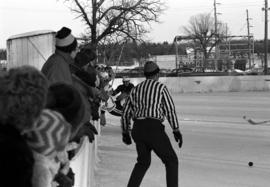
[243,115,270,125]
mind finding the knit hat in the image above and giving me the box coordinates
[55,27,77,53]
[75,48,97,67]
[25,109,71,157]
[144,61,160,77]
[46,82,85,133]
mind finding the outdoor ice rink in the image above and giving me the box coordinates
[94,91,270,187]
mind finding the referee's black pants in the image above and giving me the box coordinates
[128,118,179,187]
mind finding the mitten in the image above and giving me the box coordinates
[173,130,183,148]
[72,123,95,143]
[54,172,73,187]
[85,121,98,135]
[122,132,132,145]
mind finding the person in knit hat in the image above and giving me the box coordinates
[42,27,99,142]
[25,109,72,187]
[42,26,79,85]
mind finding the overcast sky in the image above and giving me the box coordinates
[0,0,266,48]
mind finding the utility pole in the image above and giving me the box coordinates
[263,0,269,75]
[246,9,252,69]
[214,0,221,71]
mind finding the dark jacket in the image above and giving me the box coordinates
[112,83,135,96]
[0,125,34,187]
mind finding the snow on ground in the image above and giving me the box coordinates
[94,91,270,187]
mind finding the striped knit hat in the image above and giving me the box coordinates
[25,109,71,157]
[55,27,77,53]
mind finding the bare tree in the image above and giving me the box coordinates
[61,0,166,50]
[182,13,227,62]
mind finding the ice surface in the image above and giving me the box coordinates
[95,92,270,187]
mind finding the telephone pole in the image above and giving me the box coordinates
[246,9,252,69]
[214,0,221,71]
[263,0,269,75]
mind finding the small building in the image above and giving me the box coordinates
[6,30,56,70]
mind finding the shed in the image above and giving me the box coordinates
[7,30,56,70]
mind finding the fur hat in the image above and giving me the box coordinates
[0,65,48,132]
[46,82,85,133]
[144,61,160,77]
[25,109,71,157]
[55,27,77,53]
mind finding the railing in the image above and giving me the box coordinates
[70,121,100,187]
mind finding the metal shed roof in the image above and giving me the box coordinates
[7,30,55,41]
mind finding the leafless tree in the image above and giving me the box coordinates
[182,13,227,61]
[61,0,166,50]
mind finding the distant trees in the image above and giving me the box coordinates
[62,0,166,50]
[97,41,178,65]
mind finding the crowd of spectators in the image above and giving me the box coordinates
[0,26,115,187]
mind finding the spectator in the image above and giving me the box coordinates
[25,109,72,187]
[41,26,79,85]
[0,65,49,187]
[42,27,95,144]
[46,82,98,144]
[46,82,98,187]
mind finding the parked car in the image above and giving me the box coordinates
[167,67,194,77]
[228,69,246,76]
[245,68,265,75]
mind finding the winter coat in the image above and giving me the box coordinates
[41,50,74,85]
[0,125,34,187]
[42,50,88,128]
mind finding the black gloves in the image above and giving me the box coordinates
[173,130,183,148]
[72,122,98,143]
[86,121,98,135]
[122,132,132,145]
[54,172,73,187]
[83,121,98,142]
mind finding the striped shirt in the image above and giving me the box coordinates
[121,79,179,132]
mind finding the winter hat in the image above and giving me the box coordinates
[46,82,85,133]
[144,61,160,77]
[0,65,48,132]
[122,76,130,82]
[25,109,71,157]
[55,27,77,53]
[75,48,97,67]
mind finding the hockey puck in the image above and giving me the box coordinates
[248,162,253,167]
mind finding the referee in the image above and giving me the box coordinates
[121,61,183,187]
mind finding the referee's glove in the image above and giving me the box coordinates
[122,132,132,145]
[173,130,183,148]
